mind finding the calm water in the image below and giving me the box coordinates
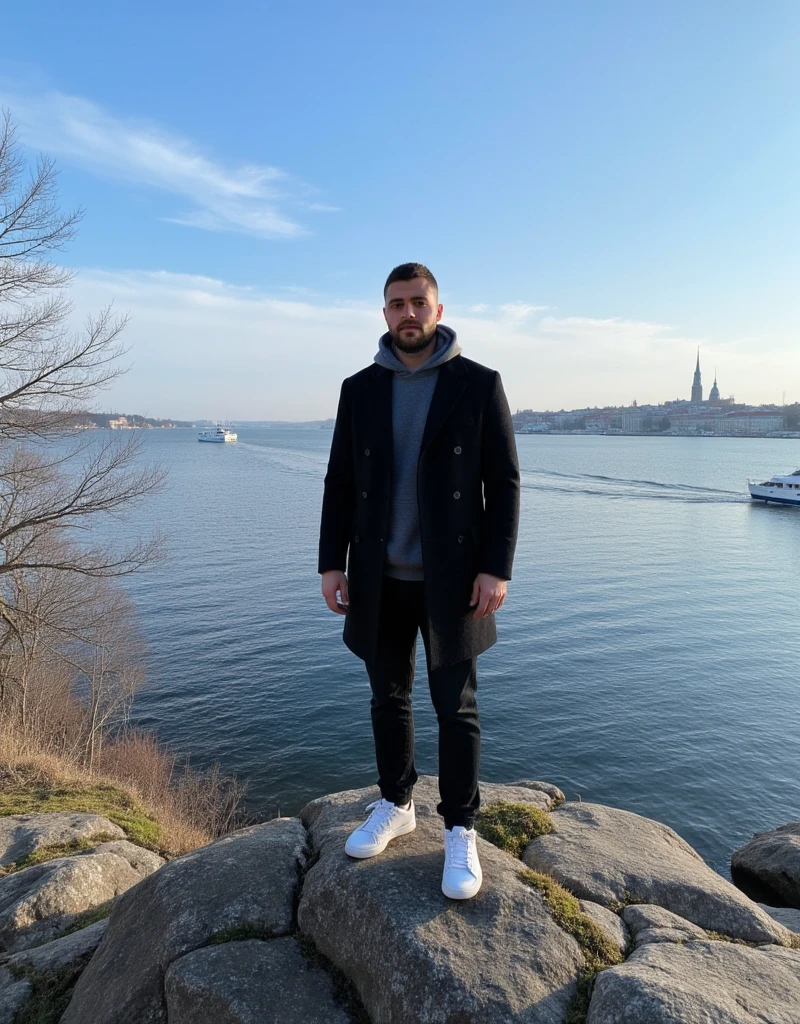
[116,429,800,875]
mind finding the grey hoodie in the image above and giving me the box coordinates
[374,325,462,580]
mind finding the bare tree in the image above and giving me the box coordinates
[61,580,145,768]
[0,542,143,763]
[0,111,122,438]
[0,110,164,584]
[0,110,163,750]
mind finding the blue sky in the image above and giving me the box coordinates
[3,1,798,418]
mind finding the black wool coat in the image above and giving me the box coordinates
[318,354,520,670]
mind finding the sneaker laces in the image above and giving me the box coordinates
[447,828,475,871]
[360,798,400,837]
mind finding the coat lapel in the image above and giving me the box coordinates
[364,363,393,450]
[420,357,468,457]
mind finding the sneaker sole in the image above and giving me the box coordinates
[344,817,417,859]
[442,874,483,899]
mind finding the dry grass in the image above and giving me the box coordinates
[0,724,246,858]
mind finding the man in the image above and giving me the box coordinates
[319,263,519,900]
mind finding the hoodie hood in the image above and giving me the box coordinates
[374,324,461,376]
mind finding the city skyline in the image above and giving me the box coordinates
[2,2,798,419]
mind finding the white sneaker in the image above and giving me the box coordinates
[344,798,416,859]
[442,825,482,899]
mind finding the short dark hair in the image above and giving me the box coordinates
[383,263,438,299]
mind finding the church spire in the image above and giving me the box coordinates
[709,366,720,404]
[691,349,703,402]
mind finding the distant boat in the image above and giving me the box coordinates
[748,470,800,506]
[198,424,237,443]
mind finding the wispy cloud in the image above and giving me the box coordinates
[66,269,790,418]
[498,302,550,321]
[2,90,330,239]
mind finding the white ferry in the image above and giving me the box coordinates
[198,425,237,443]
[747,470,800,506]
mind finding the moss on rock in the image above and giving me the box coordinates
[7,832,122,874]
[8,958,93,1024]
[519,868,623,971]
[0,783,161,850]
[64,900,115,935]
[519,868,624,1024]
[476,800,553,857]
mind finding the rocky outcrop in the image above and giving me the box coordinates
[298,776,586,1024]
[164,938,354,1023]
[579,900,630,955]
[522,801,793,944]
[0,813,125,867]
[61,818,307,1024]
[732,821,800,908]
[78,840,164,876]
[3,780,798,1024]
[586,941,800,1024]
[0,843,161,952]
[0,920,108,1024]
[621,904,707,946]
[505,780,565,808]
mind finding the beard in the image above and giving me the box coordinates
[389,320,438,354]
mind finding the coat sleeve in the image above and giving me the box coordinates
[479,371,520,580]
[318,380,356,574]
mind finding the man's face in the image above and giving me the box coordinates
[383,278,443,353]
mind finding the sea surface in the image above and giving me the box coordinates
[114,428,800,875]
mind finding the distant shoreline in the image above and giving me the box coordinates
[515,431,800,440]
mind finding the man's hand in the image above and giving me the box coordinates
[321,570,349,615]
[470,573,507,618]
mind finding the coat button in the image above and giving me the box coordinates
[454,446,462,454]
[362,491,368,498]
[453,491,461,499]
[354,534,360,543]
[458,535,464,544]
[365,448,370,456]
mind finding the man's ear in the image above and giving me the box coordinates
[436,303,443,322]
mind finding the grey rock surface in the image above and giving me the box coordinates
[298,775,586,1024]
[0,849,153,952]
[522,801,792,944]
[479,779,559,812]
[506,780,566,808]
[579,900,630,955]
[164,938,353,1023]
[1,917,108,973]
[0,813,124,867]
[622,903,707,946]
[0,920,108,1024]
[732,821,800,908]
[586,940,800,1023]
[758,903,800,933]
[78,840,164,875]
[61,818,307,1024]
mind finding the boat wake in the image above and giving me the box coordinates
[522,469,746,503]
[235,442,328,478]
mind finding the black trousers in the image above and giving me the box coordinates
[365,576,481,830]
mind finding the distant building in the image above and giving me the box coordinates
[691,350,703,403]
[708,372,720,404]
